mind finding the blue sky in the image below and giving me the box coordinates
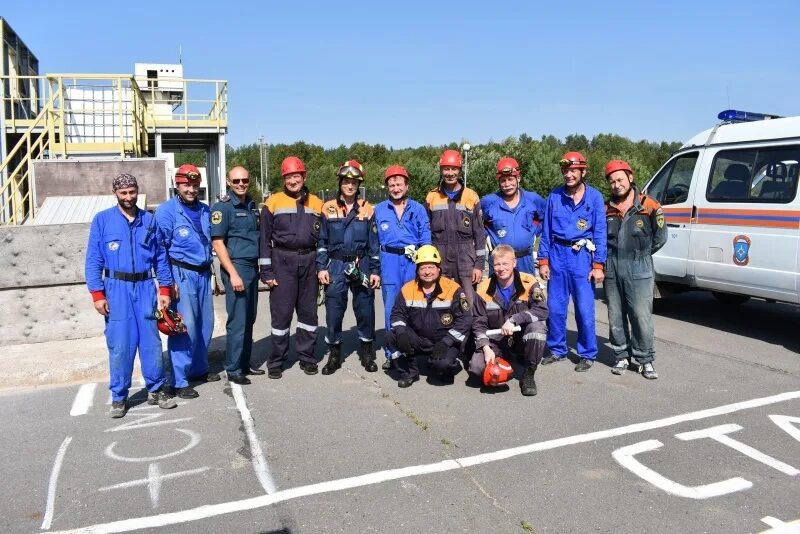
[5,0,799,148]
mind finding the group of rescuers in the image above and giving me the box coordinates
[86,149,667,418]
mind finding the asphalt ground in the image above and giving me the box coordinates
[1,291,799,533]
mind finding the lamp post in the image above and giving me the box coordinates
[462,143,471,188]
[258,135,265,196]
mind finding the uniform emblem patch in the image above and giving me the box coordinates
[178,227,190,238]
[733,235,751,266]
[314,220,321,232]
[327,205,336,215]
[576,218,588,230]
[108,242,119,251]
[462,216,471,228]
[381,222,389,231]
[655,208,665,229]
[533,287,545,302]
[371,221,378,234]
[459,294,470,311]
[498,229,507,238]
[635,219,645,229]
[211,211,223,225]
[440,312,454,326]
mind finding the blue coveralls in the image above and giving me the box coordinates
[85,206,172,402]
[155,196,214,388]
[538,184,607,360]
[317,196,380,347]
[210,192,260,378]
[374,198,431,359]
[481,188,546,274]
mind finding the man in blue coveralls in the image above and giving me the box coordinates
[155,164,218,398]
[538,152,607,372]
[85,173,177,418]
[211,166,262,385]
[481,156,545,275]
[317,160,381,375]
[374,164,431,370]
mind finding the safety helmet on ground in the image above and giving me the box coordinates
[559,151,588,170]
[439,149,463,168]
[384,164,409,183]
[281,156,306,177]
[414,245,441,266]
[337,160,365,182]
[155,308,187,336]
[483,356,514,387]
[604,159,633,178]
[175,164,202,184]
[496,157,521,178]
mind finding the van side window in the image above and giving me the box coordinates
[645,152,698,206]
[707,146,799,203]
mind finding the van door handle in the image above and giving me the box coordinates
[667,223,680,228]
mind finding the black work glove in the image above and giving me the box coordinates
[396,332,413,355]
[431,341,448,360]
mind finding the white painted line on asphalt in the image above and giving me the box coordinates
[98,464,210,508]
[231,382,276,494]
[70,383,97,416]
[759,515,800,533]
[41,436,73,530]
[48,389,800,534]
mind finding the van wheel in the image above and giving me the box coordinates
[712,292,750,306]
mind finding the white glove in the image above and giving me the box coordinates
[404,245,417,261]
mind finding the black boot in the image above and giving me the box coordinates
[520,366,537,396]
[321,345,342,375]
[358,341,378,372]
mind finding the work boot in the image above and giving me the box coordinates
[109,399,127,419]
[520,366,537,396]
[382,359,392,371]
[541,354,566,366]
[437,373,455,385]
[298,361,318,376]
[358,341,378,372]
[642,362,659,380]
[205,372,221,382]
[147,391,158,405]
[574,358,594,372]
[321,345,342,375]
[397,375,419,388]
[611,358,628,375]
[157,389,177,410]
[175,386,199,399]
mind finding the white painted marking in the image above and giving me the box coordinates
[676,424,800,476]
[759,515,800,533]
[48,389,800,534]
[770,415,800,443]
[41,436,73,530]
[612,439,752,499]
[98,464,209,509]
[105,411,194,432]
[231,382,276,494]
[70,383,97,416]
[762,516,786,527]
[105,429,201,463]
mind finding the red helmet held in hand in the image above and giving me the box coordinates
[483,356,514,387]
[155,308,187,336]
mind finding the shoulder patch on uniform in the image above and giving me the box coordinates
[314,220,321,232]
[533,286,546,302]
[220,194,231,202]
[459,294,470,312]
[371,220,378,233]
[211,211,223,225]
[655,207,665,229]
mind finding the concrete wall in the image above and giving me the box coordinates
[0,223,104,346]
[32,158,169,209]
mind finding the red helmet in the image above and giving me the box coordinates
[155,308,187,336]
[175,164,202,184]
[559,151,588,169]
[604,159,633,177]
[483,357,514,387]
[384,164,409,182]
[439,149,463,168]
[496,157,521,178]
[281,156,306,177]
[337,160,365,182]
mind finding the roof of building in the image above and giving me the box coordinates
[28,195,147,225]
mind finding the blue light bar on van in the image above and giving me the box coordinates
[718,109,783,122]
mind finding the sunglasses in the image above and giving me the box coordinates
[230,178,250,185]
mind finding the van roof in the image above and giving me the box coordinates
[681,115,800,149]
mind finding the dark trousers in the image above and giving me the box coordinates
[222,262,258,377]
[468,321,546,376]
[384,330,462,379]
[323,259,375,346]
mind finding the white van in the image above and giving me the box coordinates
[643,110,799,305]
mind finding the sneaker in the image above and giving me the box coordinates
[157,390,177,409]
[574,359,594,372]
[398,375,420,388]
[642,363,659,380]
[298,362,318,376]
[109,400,127,418]
[175,386,199,399]
[147,391,158,405]
[611,359,628,375]
[541,354,566,366]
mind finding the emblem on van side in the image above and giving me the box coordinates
[732,235,751,266]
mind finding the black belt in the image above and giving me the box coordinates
[275,245,315,255]
[103,268,153,282]
[330,251,358,262]
[552,237,578,247]
[381,245,406,255]
[170,259,211,272]
[513,249,532,258]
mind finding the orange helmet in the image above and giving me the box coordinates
[439,149,463,168]
[155,308,187,336]
[604,159,633,177]
[384,164,409,183]
[496,157,521,178]
[483,357,514,387]
[337,159,365,182]
[175,164,202,184]
[281,156,306,177]
[559,151,588,170]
